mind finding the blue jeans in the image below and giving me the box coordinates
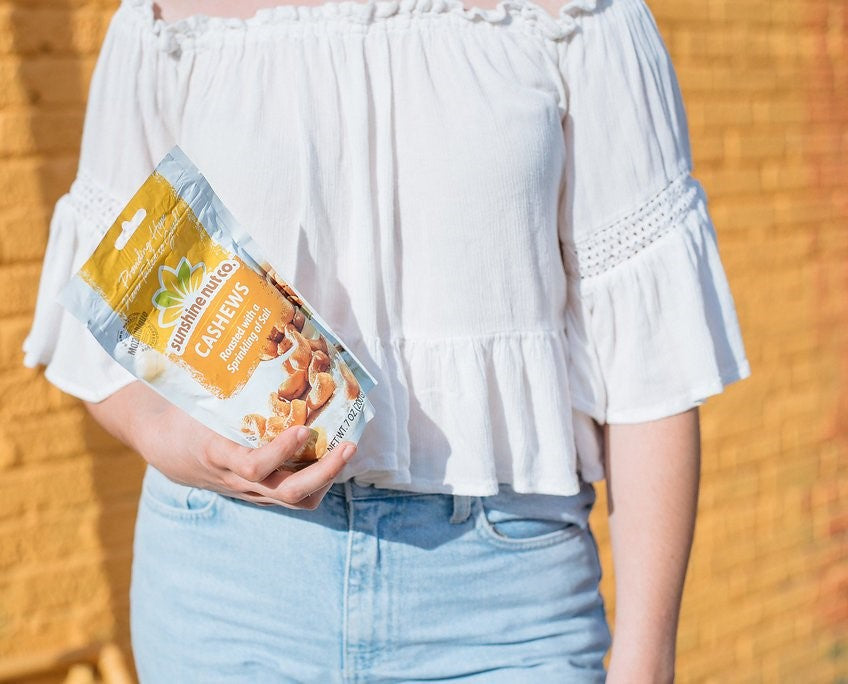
[130,464,612,683]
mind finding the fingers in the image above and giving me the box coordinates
[213,425,314,483]
[236,479,336,510]
[238,441,356,507]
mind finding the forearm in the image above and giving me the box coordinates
[83,380,171,454]
[604,408,701,683]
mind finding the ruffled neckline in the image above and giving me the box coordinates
[124,0,599,49]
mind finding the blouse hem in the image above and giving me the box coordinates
[22,340,138,404]
[343,472,589,497]
[604,357,752,424]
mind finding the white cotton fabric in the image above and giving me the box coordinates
[22,0,751,496]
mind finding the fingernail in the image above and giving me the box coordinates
[296,426,311,443]
[341,444,356,462]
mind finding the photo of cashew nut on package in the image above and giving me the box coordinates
[59,145,377,471]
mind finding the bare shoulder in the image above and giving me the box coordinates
[528,0,566,18]
[154,0,569,22]
[153,1,270,22]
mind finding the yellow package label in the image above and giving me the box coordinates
[60,145,377,465]
[80,172,289,398]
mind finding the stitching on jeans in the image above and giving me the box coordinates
[341,484,354,679]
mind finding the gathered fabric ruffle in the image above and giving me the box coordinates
[124,0,601,53]
[563,171,751,425]
[22,175,137,402]
[23,177,607,496]
[340,329,605,496]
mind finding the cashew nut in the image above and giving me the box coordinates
[261,415,287,445]
[306,371,336,412]
[308,335,329,355]
[339,362,361,401]
[314,426,328,458]
[287,399,308,427]
[282,323,313,371]
[269,392,290,417]
[260,337,279,361]
[241,413,266,441]
[266,268,304,308]
[278,364,308,400]
[307,350,331,385]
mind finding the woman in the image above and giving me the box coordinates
[22,0,751,680]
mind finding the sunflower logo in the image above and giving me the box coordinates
[152,256,206,327]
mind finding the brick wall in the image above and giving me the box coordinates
[0,0,845,682]
[0,1,145,680]
[589,0,848,681]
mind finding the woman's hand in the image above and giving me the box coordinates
[84,380,357,511]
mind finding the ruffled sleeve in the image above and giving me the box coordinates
[21,3,175,402]
[556,0,751,424]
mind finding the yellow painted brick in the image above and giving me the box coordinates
[0,406,89,466]
[0,6,112,57]
[761,161,818,191]
[0,511,98,570]
[0,108,84,156]
[0,460,92,521]
[0,55,96,108]
[686,95,752,129]
[0,206,49,264]
[0,602,115,660]
[690,134,726,164]
[709,539,760,573]
[648,0,712,23]
[697,167,762,196]
[0,56,27,107]
[769,1,803,26]
[722,67,787,93]
[17,55,96,106]
[709,205,774,237]
[723,128,786,159]
[751,99,811,125]
[0,450,143,523]
[770,194,838,225]
[784,129,847,156]
[766,29,804,61]
[0,315,38,372]
[673,65,718,93]
[0,155,76,211]
[0,261,40,315]
[0,368,77,422]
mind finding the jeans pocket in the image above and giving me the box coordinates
[141,464,220,521]
[474,481,595,550]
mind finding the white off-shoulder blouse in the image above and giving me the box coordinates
[22,0,751,496]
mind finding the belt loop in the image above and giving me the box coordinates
[344,479,353,504]
[450,494,472,524]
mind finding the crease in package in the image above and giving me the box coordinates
[58,145,377,470]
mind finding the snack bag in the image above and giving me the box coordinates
[59,145,377,470]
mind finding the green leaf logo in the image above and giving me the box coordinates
[151,257,206,327]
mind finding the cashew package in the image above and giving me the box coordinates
[59,145,377,469]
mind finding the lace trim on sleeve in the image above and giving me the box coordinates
[567,168,701,280]
[66,171,124,236]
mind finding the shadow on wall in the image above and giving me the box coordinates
[3,0,144,681]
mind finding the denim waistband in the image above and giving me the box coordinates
[329,480,437,500]
[328,480,475,524]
